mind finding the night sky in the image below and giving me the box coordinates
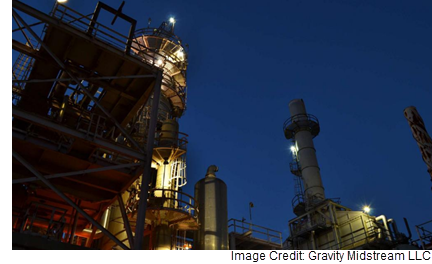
[16,0,432,242]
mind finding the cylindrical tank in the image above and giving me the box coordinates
[159,119,179,147]
[154,163,172,197]
[156,119,179,163]
[102,193,130,250]
[153,223,172,250]
[194,165,228,250]
[289,99,325,203]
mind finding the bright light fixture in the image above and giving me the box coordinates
[57,0,68,3]
[363,206,371,213]
[290,146,296,153]
[169,17,176,24]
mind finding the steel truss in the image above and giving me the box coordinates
[12,0,163,250]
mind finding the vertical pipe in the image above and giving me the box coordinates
[375,215,392,241]
[117,194,135,248]
[387,219,398,241]
[310,230,316,249]
[403,218,412,240]
[134,71,163,249]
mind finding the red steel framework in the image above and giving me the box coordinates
[12,0,194,250]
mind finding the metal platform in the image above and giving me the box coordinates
[228,219,282,250]
[12,0,167,250]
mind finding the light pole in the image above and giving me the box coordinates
[249,202,254,231]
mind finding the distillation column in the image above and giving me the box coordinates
[284,99,325,207]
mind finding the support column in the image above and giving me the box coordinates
[118,194,135,248]
[134,71,163,249]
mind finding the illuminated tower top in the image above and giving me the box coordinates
[133,20,188,117]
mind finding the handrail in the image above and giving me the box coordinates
[292,194,305,209]
[228,218,282,234]
[415,220,432,249]
[283,113,320,132]
[51,3,188,109]
[155,130,189,149]
[135,28,185,48]
[228,218,282,245]
[126,188,198,218]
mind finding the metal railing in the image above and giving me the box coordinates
[319,224,377,250]
[283,114,320,139]
[134,28,187,65]
[135,28,184,48]
[51,3,187,108]
[155,130,189,150]
[290,214,327,237]
[228,218,282,246]
[126,188,198,218]
[415,219,432,249]
[19,202,67,241]
[292,194,305,212]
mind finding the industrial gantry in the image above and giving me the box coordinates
[11,0,210,250]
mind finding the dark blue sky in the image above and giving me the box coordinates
[20,0,432,240]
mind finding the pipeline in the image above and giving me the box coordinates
[376,215,392,241]
[387,218,399,241]
[404,217,412,240]
[206,165,218,178]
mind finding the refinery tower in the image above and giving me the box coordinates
[282,99,420,250]
[12,0,229,250]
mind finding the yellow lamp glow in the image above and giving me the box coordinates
[363,206,371,213]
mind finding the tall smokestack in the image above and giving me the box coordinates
[284,99,325,207]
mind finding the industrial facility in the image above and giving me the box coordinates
[12,0,431,250]
[282,99,431,250]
